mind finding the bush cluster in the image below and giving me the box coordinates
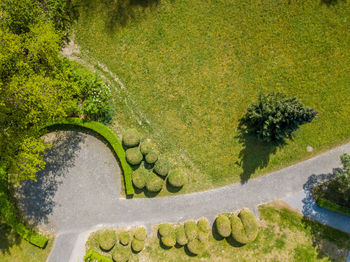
[159,224,176,248]
[132,168,149,189]
[126,147,143,166]
[112,245,129,262]
[122,129,141,148]
[168,169,187,188]
[98,230,117,251]
[146,173,164,192]
[131,227,146,252]
[119,231,130,246]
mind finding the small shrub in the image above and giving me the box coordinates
[184,221,197,241]
[187,239,205,255]
[197,218,210,233]
[216,214,231,238]
[175,226,188,246]
[131,239,145,252]
[140,140,155,155]
[167,169,186,188]
[230,215,248,244]
[146,173,163,192]
[158,223,174,237]
[98,230,117,252]
[161,234,176,248]
[134,227,147,241]
[132,169,149,189]
[153,158,170,177]
[119,232,130,246]
[145,151,158,164]
[238,209,259,242]
[126,147,143,166]
[197,231,208,242]
[122,129,141,147]
[112,245,130,262]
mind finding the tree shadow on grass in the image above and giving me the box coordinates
[236,128,283,183]
[0,223,21,255]
[16,131,84,225]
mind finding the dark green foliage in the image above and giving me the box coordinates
[126,148,143,166]
[98,230,116,251]
[153,159,170,177]
[145,151,158,164]
[119,231,130,246]
[112,245,130,262]
[175,226,188,246]
[134,227,146,241]
[139,140,155,155]
[316,198,350,216]
[184,221,197,241]
[131,239,144,252]
[215,214,231,238]
[132,169,149,189]
[241,92,317,142]
[84,249,113,262]
[167,169,186,188]
[335,154,350,203]
[122,129,141,147]
[197,218,210,233]
[158,224,174,237]
[146,173,163,192]
[187,239,205,255]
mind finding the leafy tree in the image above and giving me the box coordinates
[241,92,317,142]
[336,154,350,203]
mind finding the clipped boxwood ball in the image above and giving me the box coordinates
[216,214,231,238]
[145,151,158,164]
[131,239,145,252]
[112,245,130,262]
[168,169,186,188]
[158,223,174,237]
[98,230,117,251]
[238,208,259,242]
[122,129,141,147]
[187,239,205,255]
[198,231,208,242]
[126,147,143,166]
[184,221,198,241]
[134,227,147,241]
[146,173,163,192]
[140,140,155,155]
[132,169,149,189]
[197,218,210,233]
[153,159,170,177]
[176,226,188,246]
[161,234,176,248]
[119,231,130,246]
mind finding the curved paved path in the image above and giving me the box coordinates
[17,132,350,262]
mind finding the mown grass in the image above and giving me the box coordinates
[86,201,350,261]
[0,224,54,262]
[73,0,350,193]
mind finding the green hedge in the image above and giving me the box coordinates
[84,249,113,262]
[0,167,48,248]
[316,197,350,216]
[42,118,135,195]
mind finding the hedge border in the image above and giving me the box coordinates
[42,118,135,195]
[84,249,113,262]
[316,197,350,217]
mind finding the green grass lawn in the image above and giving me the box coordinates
[0,224,54,262]
[86,201,350,261]
[73,0,350,194]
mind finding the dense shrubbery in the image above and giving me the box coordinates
[187,239,205,255]
[126,148,143,166]
[216,214,231,238]
[139,140,154,155]
[197,218,210,233]
[175,226,188,245]
[119,231,130,246]
[145,151,158,164]
[159,224,176,248]
[241,92,317,142]
[184,221,198,241]
[84,249,113,262]
[146,173,163,192]
[122,129,141,148]
[132,169,149,189]
[167,169,186,188]
[98,230,117,251]
[134,227,146,241]
[153,158,170,177]
[112,245,130,262]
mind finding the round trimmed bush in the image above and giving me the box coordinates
[145,151,158,164]
[184,221,197,241]
[197,218,210,233]
[119,231,130,246]
[161,234,176,248]
[140,140,155,155]
[175,226,188,246]
[132,169,149,189]
[167,169,186,188]
[122,129,141,147]
[112,245,130,262]
[158,224,174,237]
[230,215,248,244]
[216,214,231,238]
[198,231,208,242]
[98,230,117,251]
[187,239,205,255]
[146,173,163,192]
[153,158,170,177]
[134,227,147,241]
[238,209,259,242]
[126,147,143,165]
[131,239,145,252]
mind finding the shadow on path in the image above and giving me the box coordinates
[16,132,84,225]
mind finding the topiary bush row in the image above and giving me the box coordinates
[123,128,188,195]
[215,209,259,244]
